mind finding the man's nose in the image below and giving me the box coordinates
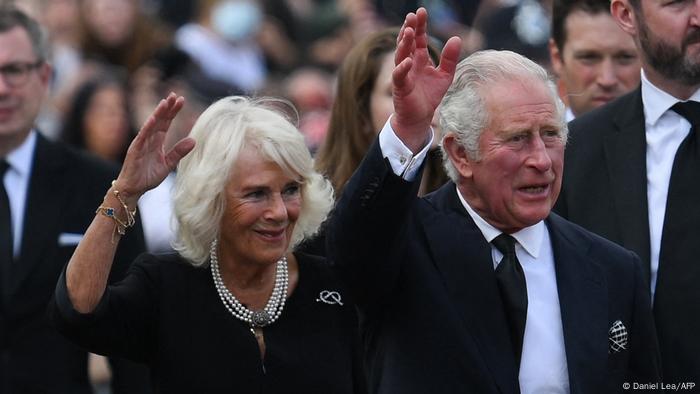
[596,59,617,89]
[527,136,553,171]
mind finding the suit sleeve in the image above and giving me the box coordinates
[327,139,422,310]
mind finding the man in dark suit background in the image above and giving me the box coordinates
[0,7,150,393]
[554,0,700,384]
[328,8,660,394]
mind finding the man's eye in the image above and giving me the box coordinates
[509,134,526,142]
[2,66,23,76]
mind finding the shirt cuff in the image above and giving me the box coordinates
[378,115,434,181]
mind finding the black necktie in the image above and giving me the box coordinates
[0,160,12,302]
[655,102,700,379]
[492,233,528,368]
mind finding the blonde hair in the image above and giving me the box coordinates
[172,96,334,266]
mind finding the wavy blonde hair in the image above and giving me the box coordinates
[172,96,334,266]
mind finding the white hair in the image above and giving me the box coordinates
[172,96,334,266]
[438,50,568,181]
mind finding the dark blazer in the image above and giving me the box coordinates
[328,140,661,394]
[554,87,700,383]
[0,133,148,393]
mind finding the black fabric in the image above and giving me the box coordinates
[555,89,700,383]
[654,101,700,380]
[49,252,364,394]
[0,160,10,307]
[492,234,527,368]
[327,139,661,394]
[0,134,150,394]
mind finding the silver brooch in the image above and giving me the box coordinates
[316,290,343,306]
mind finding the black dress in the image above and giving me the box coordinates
[49,252,363,393]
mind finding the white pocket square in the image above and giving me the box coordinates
[58,233,83,246]
[609,320,628,353]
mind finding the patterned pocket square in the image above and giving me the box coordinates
[609,320,628,353]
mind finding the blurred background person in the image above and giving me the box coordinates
[59,73,134,164]
[474,0,553,68]
[174,0,268,95]
[282,67,334,153]
[548,0,640,120]
[77,0,171,77]
[61,71,178,255]
[0,7,149,393]
[50,95,364,393]
[315,28,448,200]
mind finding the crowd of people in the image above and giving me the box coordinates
[1,0,699,392]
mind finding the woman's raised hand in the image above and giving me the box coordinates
[115,93,195,202]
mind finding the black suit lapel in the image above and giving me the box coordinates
[422,184,520,394]
[602,88,651,278]
[547,214,607,394]
[16,134,68,292]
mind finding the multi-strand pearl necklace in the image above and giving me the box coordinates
[210,239,289,328]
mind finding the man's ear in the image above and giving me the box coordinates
[38,62,51,89]
[611,0,638,36]
[443,133,474,179]
[549,38,564,77]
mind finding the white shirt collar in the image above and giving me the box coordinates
[641,69,700,126]
[5,130,36,178]
[454,184,544,259]
[565,107,575,122]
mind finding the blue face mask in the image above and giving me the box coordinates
[211,0,262,42]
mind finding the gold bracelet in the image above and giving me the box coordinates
[96,206,126,243]
[111,180,137,228]
[95,181,138,243]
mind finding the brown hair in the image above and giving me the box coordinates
[316,28,441,197]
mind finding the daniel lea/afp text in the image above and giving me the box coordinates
[622,382,696,391]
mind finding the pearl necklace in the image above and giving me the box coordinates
[209,239,289,328]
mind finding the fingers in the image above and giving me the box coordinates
[437,36,463,77]
[392,57,413,92]
[396,12,417,66]
[414,7,429,52]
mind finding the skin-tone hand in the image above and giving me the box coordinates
[66,93,195,313]
[114,93,196,207]
[391,7,462,153]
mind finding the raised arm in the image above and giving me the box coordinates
[391,7,462,153]
[66,93,195,313]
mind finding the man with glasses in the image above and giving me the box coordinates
[0,7,149,393]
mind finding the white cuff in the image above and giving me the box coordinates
[378,115,434,181]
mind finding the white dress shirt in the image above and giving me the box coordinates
[3,131,37,258]
[641,71,700,300]
[565,107,575,122]
[379,120,570,393]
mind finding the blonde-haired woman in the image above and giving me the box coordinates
[50,94,363,393]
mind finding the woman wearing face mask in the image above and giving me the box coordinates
[49,94,365,393]
[174,0,267,94]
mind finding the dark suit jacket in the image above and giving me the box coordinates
[554,87,700,383]
[0,133,148,393]
[328,140,661,394]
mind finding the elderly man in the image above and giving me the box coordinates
[0,7,148,393]
[548,0,640,120]
[328,8,660,394]
[555,0,700,383]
